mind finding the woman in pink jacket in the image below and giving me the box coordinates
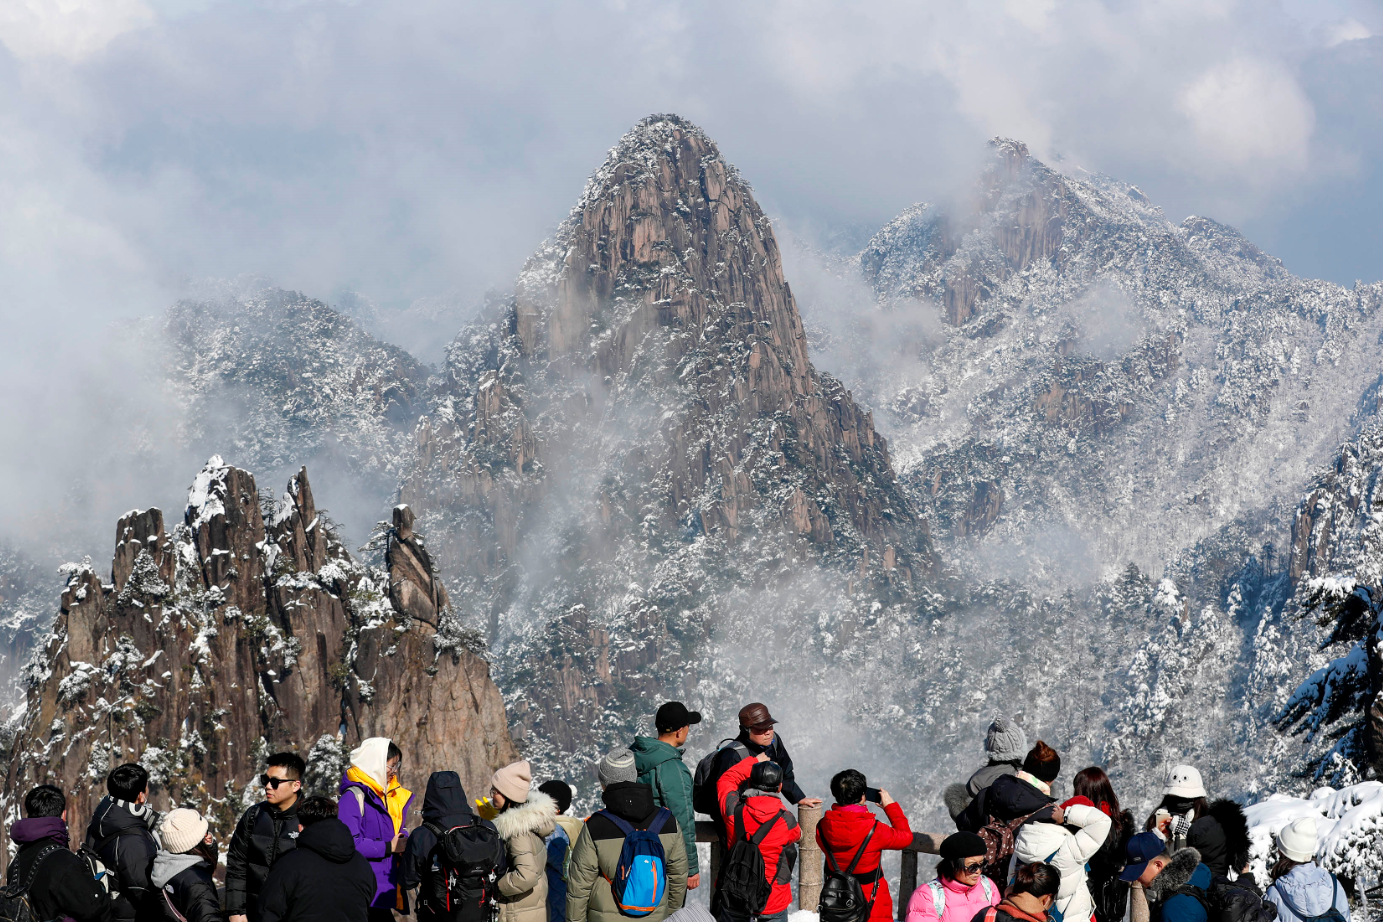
[907,832,1001,922]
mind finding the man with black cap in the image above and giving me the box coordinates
[709,703,818,811]
[632,702,704,890]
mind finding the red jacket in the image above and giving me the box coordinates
[717,756,803,915]
[817,802,914,921]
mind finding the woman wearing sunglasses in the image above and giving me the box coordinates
[906,833,1001,922]
[339,737,415,922]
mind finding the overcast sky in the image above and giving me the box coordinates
[1,0,1381,552]
[2,0,1381,325]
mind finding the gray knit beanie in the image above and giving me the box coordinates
[985,715,1027,762]
[598,748,638,788]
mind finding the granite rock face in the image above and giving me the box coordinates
[1,460,516,853]
[400,115,932,761]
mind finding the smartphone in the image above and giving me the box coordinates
[865,787,882,803]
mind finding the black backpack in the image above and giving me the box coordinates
[817,822,877,922]
[0,843,66,922]
[421,817,507,922]
[1172,875,1279,922]
[692,740,747,818]
[715,802,781,918]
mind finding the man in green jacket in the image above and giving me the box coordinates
[631,701,701,890]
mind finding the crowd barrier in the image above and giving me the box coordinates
[695,806,944,919]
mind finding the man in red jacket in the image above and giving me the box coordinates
[716,753,803,922]
[816,769,915,922]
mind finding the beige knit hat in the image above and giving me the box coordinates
[161,808,209,854]
[492,760,532,804]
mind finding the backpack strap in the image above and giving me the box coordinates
[744,805,782,847]
[597,809,637,838]
[844,822,877,875]
[984,909,999,922]
[646,807,672,837]
[929,880,946,919]
[163,887,190,922]
[350,785,366,815]
[982,877,995,902]
[2,843,67,898]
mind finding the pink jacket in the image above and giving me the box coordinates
[906,875,1000,922]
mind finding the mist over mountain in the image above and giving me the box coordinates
[3,117,1381,828]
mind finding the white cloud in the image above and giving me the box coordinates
[1178,57,1316,176]
[0,0,153,61]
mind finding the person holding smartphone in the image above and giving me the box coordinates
[816,770,915,922]
[226,752,305,922]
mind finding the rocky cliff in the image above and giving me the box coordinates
[1,459,515,853]
[399,115,930,767]
[842,139,1383,573]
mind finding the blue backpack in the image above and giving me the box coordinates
[598,807,672,917]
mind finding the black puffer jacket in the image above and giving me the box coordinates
[1187,802,1250,878]
[956,774,1056,833]
[85,797,161,920]
[1087,810,1134,922]
[402,770,504,920]
[257,818,376,922]
[225,800,301,919]
[150,852,221,922]
[6,819,112,922]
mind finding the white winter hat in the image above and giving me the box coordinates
[1276,816,1317,863]
[161,808,209,854]
[1164,764,1207,799]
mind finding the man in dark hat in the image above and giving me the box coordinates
[632,701,704,890]
[711,703,818,809]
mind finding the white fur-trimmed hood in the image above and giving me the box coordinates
[493,790,558,841]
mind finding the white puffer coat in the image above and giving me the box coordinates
[1009,803,1111,922]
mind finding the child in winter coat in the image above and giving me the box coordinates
[1009,795,1111,922]
[490,760,558,922]
[1266,817,1351,922]
[339,737,415,920]
[151,808,222,922]
[906,832,1000,922]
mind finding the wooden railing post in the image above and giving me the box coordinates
[797,802,824,911]
[696,820,720,901]
[898,851,918,920]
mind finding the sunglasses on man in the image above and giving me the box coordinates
[261,774,298,789]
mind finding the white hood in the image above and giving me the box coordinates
[350,736,392,790]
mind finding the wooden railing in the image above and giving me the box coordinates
[696,807,943,919]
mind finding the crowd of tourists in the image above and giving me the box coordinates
[1,704,1355,922]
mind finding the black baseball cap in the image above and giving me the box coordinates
[655,701,703,733]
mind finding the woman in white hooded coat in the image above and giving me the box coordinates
[1009,796,1111,922]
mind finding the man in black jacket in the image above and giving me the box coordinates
[707,703,819,815]
[85,762,160,921]
[227,752,305,922]
[6,784,112,922]
[258,795,376,922]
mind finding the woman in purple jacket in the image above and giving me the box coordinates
[339,737,415,921]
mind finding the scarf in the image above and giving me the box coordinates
[1017,771,1052,795]
[998,900,1050,922]
[345,766,411,836]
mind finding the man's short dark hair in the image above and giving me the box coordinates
[387,742,402,765]
[1010,862,1061,898]
[831,769,867,805]
[267,752,306,781]
[297,796,338,826]
[107,763,150,801]
[24,784,66,818]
